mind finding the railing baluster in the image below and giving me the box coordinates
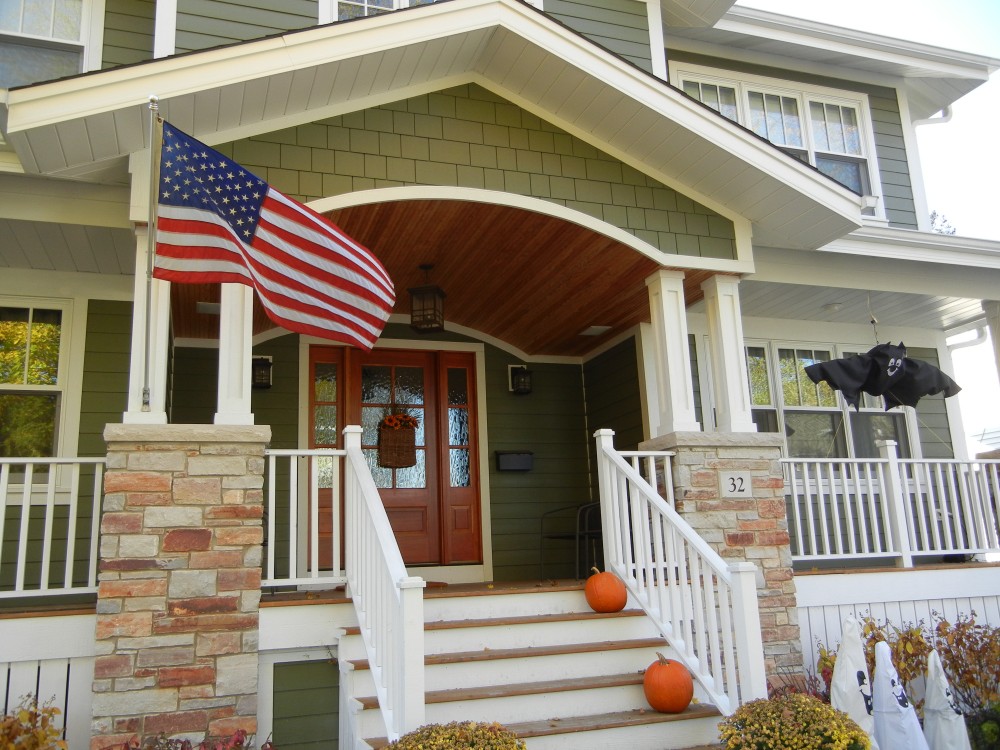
[309,456,319,578]
[63,463,81,590]
[16,464,33,591]
[40,469,57,592]
[803,462,818,557]
[820,463,834,556]
[88,463,103,589]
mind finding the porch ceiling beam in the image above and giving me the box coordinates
[2,0,861,251]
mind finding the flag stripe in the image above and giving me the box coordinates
[152,120,394,350]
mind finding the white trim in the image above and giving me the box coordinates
[81,0,106,72]
[153,0,177,58]
[645,0,666,81]
[0,295,81,459]
[669,60,886,220]
[896,89,931,232]
[310,186,755,273]
[297,337,495,581]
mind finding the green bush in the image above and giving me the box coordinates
[718,693,871,750]
[387,722,526,749]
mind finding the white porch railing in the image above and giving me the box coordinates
[341,426,425,742]
[594,429,768,715]
[783,440,1000,567]
[263,432,425,741]
[0,458,104,599]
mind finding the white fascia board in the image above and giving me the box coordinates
[822,227,1000,271]
[719,7,1000,80]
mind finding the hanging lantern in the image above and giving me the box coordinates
[509,365,533,395]
[409,264,445,333]
[251,356,273,389]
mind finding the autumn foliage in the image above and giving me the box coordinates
[0,698,67,750]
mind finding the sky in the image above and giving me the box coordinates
[735,0,1000,457]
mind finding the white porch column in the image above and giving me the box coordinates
[701,275,756,433]
[215,283,255,425]
[984,300,1000,380]
[123,225,169,424]
[645,270,701,435]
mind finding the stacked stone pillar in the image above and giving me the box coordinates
[92,424,270,750]
[640,431,802,688]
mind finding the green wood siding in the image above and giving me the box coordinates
[170,347,219,424]
[79,300,131,456]
[583,337,643,450]
[545,0,652,74]
[485,349,589,581]
[667,52,918,230]
[224,83,736,261]
[272,660,339,750]
[101,0,154,68]
[175,0,318,54]
[908,347,954,459]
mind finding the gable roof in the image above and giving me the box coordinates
[666,6,1000,119]
[1,0,861,251]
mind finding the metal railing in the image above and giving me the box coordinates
[783,441,1000,566]
[594,430,767,715]
[0,458,104,599]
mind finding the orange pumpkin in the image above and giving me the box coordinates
[584,567,627,613]
[643,652,694,713]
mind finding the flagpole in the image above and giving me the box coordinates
[143,95,161,411]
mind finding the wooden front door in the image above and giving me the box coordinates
[309,346,481,567]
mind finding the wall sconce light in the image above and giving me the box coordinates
[508,365,533,395]
[252,356,273,389]
[409,264,446,333]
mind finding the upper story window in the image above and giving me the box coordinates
[674,63,881,208]
[0,0,102,89]
[328,0,539,21]
[745,341,911,459]
[0,303,65,457]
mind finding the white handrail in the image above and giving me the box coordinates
[782,448,1000,565]
[342,426,425,741]
[594,430,767,714]
[0,458,104,599]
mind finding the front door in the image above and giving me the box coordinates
[309,346,481,567]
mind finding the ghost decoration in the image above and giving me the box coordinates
[923,649,971,750]
[804,342,960,410]
[830,615,879,749]
[873,640,929,750]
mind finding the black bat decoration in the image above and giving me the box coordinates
[804,342,961,410]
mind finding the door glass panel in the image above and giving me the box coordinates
[396,452,426,489]
[313,405,338,446]
[363,449,392,486]
[395,367,424,405]
[448,408,468,445]
[361,405,385,445]
[361,366,391,402]
[403,406,425,446]
[314,363,337,401]
[447,368,468,405]
[450,448,470,487]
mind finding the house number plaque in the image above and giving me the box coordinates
[719,471,752,498]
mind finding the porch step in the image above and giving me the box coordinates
[364,704,722,748]
[343,583,723,750]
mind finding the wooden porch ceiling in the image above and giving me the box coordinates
[170,199,716,358]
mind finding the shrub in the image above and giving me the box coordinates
[718,693,871,750]
[387,721,526,749]
[130,730,273,750]
[0,697,67,750]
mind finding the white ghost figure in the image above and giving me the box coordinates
[873,640,929,750]
[923,649,971,750]
[830,615,879,749]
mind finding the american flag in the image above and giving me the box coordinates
[153,120,395,350]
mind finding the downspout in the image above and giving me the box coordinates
[908,105,952,231]
[946,325,987,351]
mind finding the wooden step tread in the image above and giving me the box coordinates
[357,671,645,709]
[348,636,667,670]
[364,704,720,748]
[421,581,585,599]
[341,608,645,637]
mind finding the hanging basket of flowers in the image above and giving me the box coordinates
[378,414,419,468]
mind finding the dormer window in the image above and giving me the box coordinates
[674,63,881,212]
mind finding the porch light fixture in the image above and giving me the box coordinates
[409,263,446,333]
[251,356,273,389]
[508,365,533,395]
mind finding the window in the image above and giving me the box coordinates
[332,0,442,21]
[743,342,911,459]
[0,0,101,88]
[0,305,63,457]
[674,64,880,205]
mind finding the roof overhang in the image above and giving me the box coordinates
[660,0,736,28]
[1,0,861,251]
[666,7,1000,119]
